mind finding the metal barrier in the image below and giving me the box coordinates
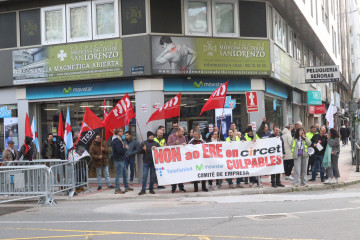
[0,166,52,205]
[3,159,69,167]
[0,159,89,206]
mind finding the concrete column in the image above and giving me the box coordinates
[134,78,164,184]
[250,79,266,129]
[16,88,28,146]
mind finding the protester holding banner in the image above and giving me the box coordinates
[226,129,243,189]
[154,129,166,189]
[270,127,285,188]
[207,131,223,190]
[124,131,139,184]
[89,135,113,190]
[282,126,294,180]
[138,131,160,195]
[242,126,261,187]
[291,128,312,187]
[2,140,18,162]
[188,130,208,192]
[112,128,133,194]
[168,127,187,193]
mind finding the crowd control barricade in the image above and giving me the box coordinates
[3,159,68,167]
[0,166,52,205]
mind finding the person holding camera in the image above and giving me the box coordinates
[291,128,312,187]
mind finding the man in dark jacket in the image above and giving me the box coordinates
[17,136,36,161]
[90,135,113,190]
[188,130,208,192]
[112,128,133,194]
[41,133,57,159]
[340,125,347,146]
[309,126,327,182]
[138,131,160,195]
[270,127,285,188]
[124,131,139,183]
[257,117,271,139]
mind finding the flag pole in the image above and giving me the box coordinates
[218,108,225,141]
[135,117,147,155]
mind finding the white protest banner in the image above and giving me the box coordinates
[152,138,284,185]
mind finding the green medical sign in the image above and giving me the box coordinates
[152,36,270,75]
[308,91,322,105]
[13,39,123,85]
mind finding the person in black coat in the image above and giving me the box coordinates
[340,125,347,146]
[270,127,285,188]
[138,131,160,195]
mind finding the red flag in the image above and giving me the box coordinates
[58,112,64,140]
[103,100,112,142]
[200,82,228,116]
[103,93,135,130]
[24,113,33,154]
[25,113,32,138]
[147,93,181,125]
[76,107,104,153]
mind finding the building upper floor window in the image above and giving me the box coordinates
[150,0,182,34]
[213,0,239,37]
[41,0,119,45]
[41,5,66,45]
[185,0,212,36]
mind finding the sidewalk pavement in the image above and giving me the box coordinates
[64,144,360,201]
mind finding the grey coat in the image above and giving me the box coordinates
[327,137,340,156]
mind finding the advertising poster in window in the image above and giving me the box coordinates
[215,108,232,139]
[152,36,270,75]
[12,39,123,84]
[4,118,19,151]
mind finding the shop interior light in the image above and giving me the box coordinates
[44,109,58,111]
[204,99,209,101]
[180,104,187,106]
[80,105,95,108]
[99,105,113,108]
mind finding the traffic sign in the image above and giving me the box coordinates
[246,91,259,113]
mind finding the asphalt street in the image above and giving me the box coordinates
[1,184,360,240]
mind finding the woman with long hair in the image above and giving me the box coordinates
[324,128,341,184]
[291,128,312,187]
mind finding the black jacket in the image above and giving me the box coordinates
[138,140,160,163]
[311,134,328,156]
[112,137,126,161]
[270,134,285,155]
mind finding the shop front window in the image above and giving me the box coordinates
[0,105,19,160]
[39,97,136,178]
[265,96,283,130]
[164,94,247,140]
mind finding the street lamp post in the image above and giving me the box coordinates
[350,74,360,171]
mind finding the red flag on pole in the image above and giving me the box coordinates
[58,112,64,140]
[147,93,181,125]
[76,107,104,154]
[200,81,228,116]
[103,93,135,131]
[25,113,33,154]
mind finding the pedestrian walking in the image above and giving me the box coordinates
[282,126,294,180]
[340,125,347,146]
[291,128,312,187]
[323,128,340,184]
[89,135,114,190]
[138,131,160,195]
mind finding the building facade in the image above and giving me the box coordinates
[0,0,351,178]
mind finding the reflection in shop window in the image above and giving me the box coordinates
[186,1,210,35]
[215,3,234,34]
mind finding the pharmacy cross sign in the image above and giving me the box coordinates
[246,91,259,113]
[57,50,67,61]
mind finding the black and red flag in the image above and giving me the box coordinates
[76,107,104,154]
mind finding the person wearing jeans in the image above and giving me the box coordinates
[310,126,328,182]
[89,135,114,190]
[291,128,312,187]
[282,126,294,180]
[124,131,139,183]
[112,128,133,194]
[138,131,160,195]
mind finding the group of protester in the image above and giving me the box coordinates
[2,118,345,195]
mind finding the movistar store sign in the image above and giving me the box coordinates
[164,78,251,92]
[26,80,133,100]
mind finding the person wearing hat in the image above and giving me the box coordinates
[138,131,160,195]
[17,136,37,161]
[2,140,18,162]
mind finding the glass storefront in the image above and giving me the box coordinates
[164,94,248,138]
[38,96,136,178]
[0,104,18,160]
[264,96,284,130]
